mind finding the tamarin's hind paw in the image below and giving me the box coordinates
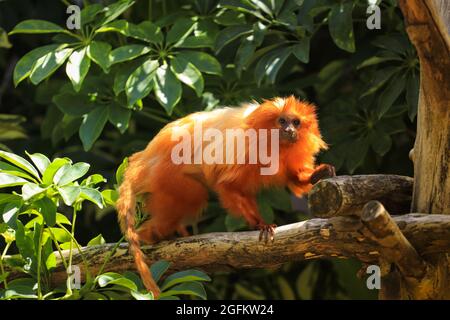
[310,164,336,185]
[258,223,277,243]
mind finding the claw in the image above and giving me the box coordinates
[257,223,277,243]
[310,164,336,185]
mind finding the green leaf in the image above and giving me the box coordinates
[369,130,392,156]
[115,158,128,185]
[53,162,90,186]
[56,213,71,225]
[214,9,246,26]
[87,41,111,73]
[125,60,159,106]
[81,174,106,186]
[29,47,73,85]
[225,215,246,231]
[101,0,135,25]
[57,185,81,206]
[13,44,60,86]
[150,260,170,283]
[53,92,93,116]
[21,183,47,201]
[9,20,64,34]
[137,21,163,43]
[113,59,145,96]
[406,73,419,120]
[328,3,355,53]
[109,45,151,65]
[25,152,50,176]
[0,150,40,179]
[166,18,196,46]
[2,202,20,229]
[292,38,310,63]
[97,272,138,291]
[215,25,252,53]
[360,67,400,98]
[42,158,71,185]
[345,138,369,173]
[108,103,131,134]
[46,252,57,270]
[159,282,207,300]
[130,290,154,300]
[0,161,37,182]
[79,187,104,208]
[87,234,105,246]
[80,4,104,26]
[0,27,12,48]
[66,47,91,92]
[97,20,162,43]
[235,40,256,74]
[79,107,109,151]
[35,197,57,227]
[296,262,317,300]
[177,51,222,76]
[170,56,204,96]
[377,75,406,118]
[161,270,210,291]
[255,47,291,84]
[154,64,182,114]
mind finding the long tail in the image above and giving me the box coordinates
[116,180,160,298]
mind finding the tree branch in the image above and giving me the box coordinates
[5,213,450,287]
[308,175,413,218]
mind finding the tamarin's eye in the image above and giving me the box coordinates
[278,118,287,125]
[293,119,300,127]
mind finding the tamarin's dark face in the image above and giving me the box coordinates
[276,113,301,143]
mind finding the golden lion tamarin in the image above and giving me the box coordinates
[116,96,335,297]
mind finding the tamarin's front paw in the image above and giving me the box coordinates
[257,223,277,243]
[310,164,336,185]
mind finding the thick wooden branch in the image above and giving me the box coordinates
[360,201,427,279]
[5,213,450,287]
[308,175,413,218]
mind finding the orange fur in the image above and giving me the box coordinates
[116,96,328,297]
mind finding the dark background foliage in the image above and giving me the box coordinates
[0,0,417,299]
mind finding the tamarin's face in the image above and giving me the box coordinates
[276,113,301,143]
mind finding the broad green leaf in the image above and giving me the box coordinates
[166,18,196,46]
[225,215,246,231]
[0,161,37,182]
[215,25,252,53]
[0,27,12,48]
[42,158,71,185]
[214,9,246,26]
[292,38,310,63]
[159,282,206,300]
[87,234,105,246]
[170,56,204,96]
[175,20,219,49]
[109,45,151,65]
[97,20,162,43]
[328,3,355,53]
[35,197,57,227]
[66,47,91,92]
[130,290,154,300]
[372,35,410,55]
[177,51,222,75]
[53,92,93,116]
[56,213,71,225]
[360,67,400,98]
[25,152,50,176]
[54,162,90,186]
[150,260,170,283]
[79,107,109,151]
[79,187,104,208]
[80,4,104,26]
[255,47,291,84]
[369,130,392,156]
[161,270,211,291]
[21,183,47,201]
[13,44,60,86]
[87,41,111,73]
[81,174,106,186]
[258,197,274,223]
[0,150,40,179]
[101,189,118,205]
[235,40,256,74]
[125,60,159,106]
[46,252,57,270]
[137,21,163,44]
[115,158,128,185]
[377,75,406,118]
[2,202,20,229]
[406,72,419,120]
[113,59,145,96]
[30,47,73,85]
[154,64,182,114]
[57,185,81,206]
[108,103,132,133]
[101,0,135,25]
[9,20,64,34]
